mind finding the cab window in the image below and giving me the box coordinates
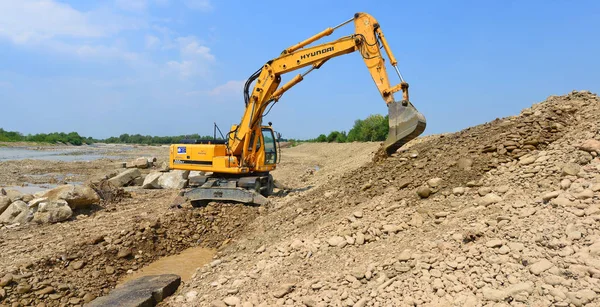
[262,128,277,165]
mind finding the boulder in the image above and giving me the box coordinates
[142,172,163,189]
[159,162,170,172]
[132,176,145,186]
[33,200,73,224]
[158,171,190,189]
[0,196,10,215]
[127,157,149,169]
[0,201,30,224]
[5,190,23,202]
[41,184,101,209]
[108,169,141,187]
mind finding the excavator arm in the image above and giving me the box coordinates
[228,12,426,166]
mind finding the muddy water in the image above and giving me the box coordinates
[118,247,216,285]
[0,147,123,162]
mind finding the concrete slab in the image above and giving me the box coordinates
[85,274,181,307]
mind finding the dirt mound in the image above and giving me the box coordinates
[161,90,600,306]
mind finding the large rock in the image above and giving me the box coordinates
[0,196,10,215]
[158,171,189,189]
[108,169,142,187]
[33,200,72,224]
[0,201,30,224]
[142,172,163,189]
[41,184,100,209]
[127,157,149,169]
[5,190,23,202]
[86,274,181,307]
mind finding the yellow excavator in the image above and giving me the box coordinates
[169,12,426,205]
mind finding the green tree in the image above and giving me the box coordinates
[315,134,327,142]
[327,131,347,143]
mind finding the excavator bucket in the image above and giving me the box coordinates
[383,100,427,155]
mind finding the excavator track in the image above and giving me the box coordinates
[383,99,427,155]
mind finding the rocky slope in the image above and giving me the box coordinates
[162,90,600,306]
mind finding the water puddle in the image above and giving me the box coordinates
[0,147,123,162]
[2,182,83,194]
[118,247,216,285]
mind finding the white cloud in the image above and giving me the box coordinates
[177,36,215,61]
[0,0,146,62]
[145,35,160,49]
[165,36,216,79]
[0,0,105,44]
[184,0,213,11]
[115,0,147,12]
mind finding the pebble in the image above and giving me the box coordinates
[223,296,240,306]
[427,178,443,188]
[486,239,503,248]
[71,260,85,270]
[434,212,449,218]
[355,233,365,245]
[507,242,524,252]
[561,179,572,190]
[353,211,363,218]
[328,236,346,247]
[519,155,536,165]
[117,248,132,258]
[0,274,13,287]
[16,283,31,294]
[497,245,511,255]
[552,197,572,207]
[37,287,54,295]
[430,269,442,278]
[529,259,553,275]
[512,201,526,208]
[479,194,502,206]
[417,186,432,198]
[272,283,295,298]
[382,224,401,234]
[478,187,492,196]
[105,266,115,274]
[576,189,593,199]
[542,191,561,201]
[562,163,581,176]
[452,187,465,196]
[398,249,412,261]
[255,245,266,253]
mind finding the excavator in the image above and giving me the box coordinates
[169,12,426,206]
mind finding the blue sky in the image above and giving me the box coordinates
[1,0,599,140]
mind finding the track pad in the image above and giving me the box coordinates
[383,100,426,155]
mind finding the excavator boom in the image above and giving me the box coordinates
[228,12,426,160]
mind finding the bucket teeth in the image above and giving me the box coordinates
[383,100,426,155]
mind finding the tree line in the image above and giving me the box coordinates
[1,113,389,146]
[101,133,217,145]
[0,128,93,145]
